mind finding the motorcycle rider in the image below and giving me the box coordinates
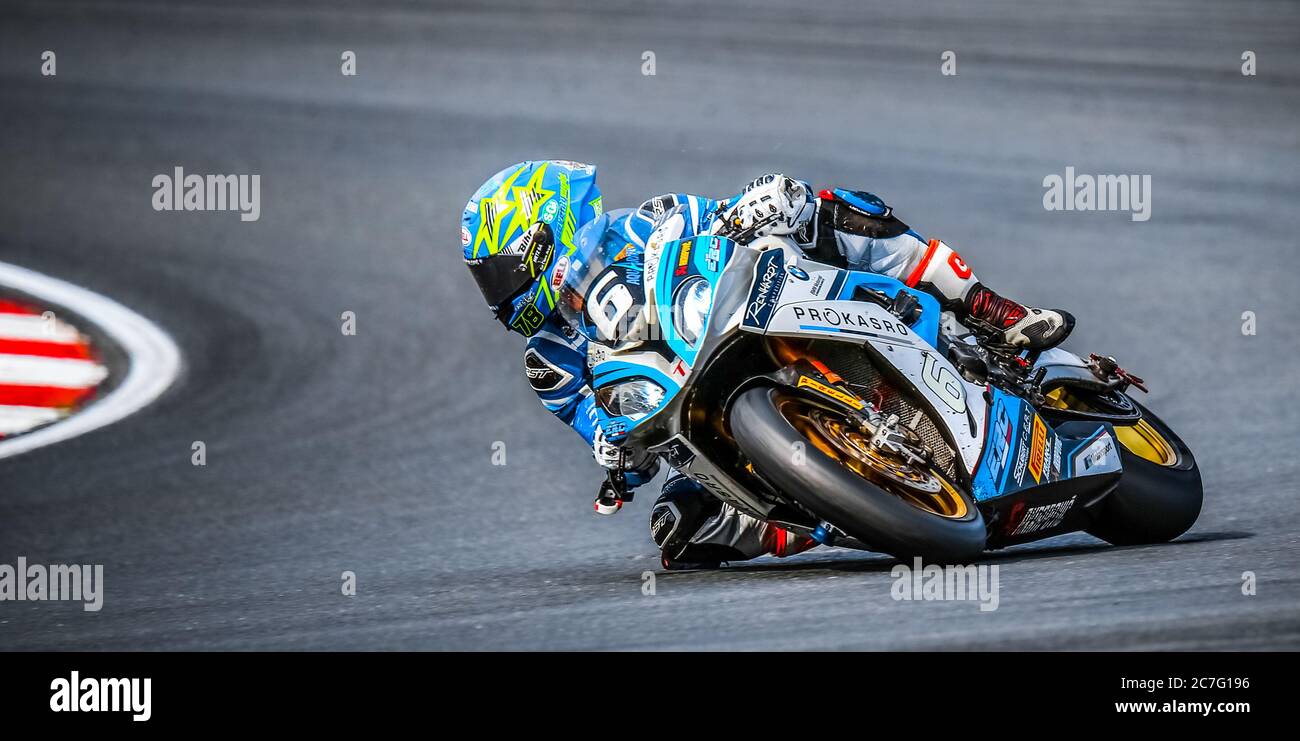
[462,161,1072,569]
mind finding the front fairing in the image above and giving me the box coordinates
[588,234,744,444]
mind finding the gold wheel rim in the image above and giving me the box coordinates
[1043,388,1177,467]
[778,397,969,519]
[1114,418,1178,466]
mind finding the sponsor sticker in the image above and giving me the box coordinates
[788,304,911,337]
[550,254,570,290]
[1051,434,1063,481]
[675,240,693,276]
[704,237,721,272]
[1009,496,1077,536]
[743,249,786,329]
[461,225,471,246]
[1076,433,1116,472]
[1013,406,1033,485]
[797,376,864,409]
[661,437,697,468]
[1028,415,1047,483]
[552,160,594,173]
[988,404,1013,480]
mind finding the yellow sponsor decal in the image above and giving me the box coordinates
[1028,415,1047,483]
[797,376,864,409]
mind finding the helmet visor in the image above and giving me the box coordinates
[468,252,533,310]
[467,222,555,310]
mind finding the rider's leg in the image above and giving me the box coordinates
[895,237,1073,349]
[650,474,816,570]
[812,190,1072,349]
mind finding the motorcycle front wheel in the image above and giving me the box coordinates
[729,386,987,563]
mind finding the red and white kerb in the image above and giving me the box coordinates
[0,299,109,439]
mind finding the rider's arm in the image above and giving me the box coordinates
[524,323,599,446]
[627,193,722,240]
[524,323,660,488]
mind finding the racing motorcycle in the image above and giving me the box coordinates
[563,219,1202,563]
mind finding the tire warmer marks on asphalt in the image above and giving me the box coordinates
[0,298,109,438]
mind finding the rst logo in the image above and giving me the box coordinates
[789,305,910,336]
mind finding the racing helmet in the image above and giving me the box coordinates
[462,160,602,336]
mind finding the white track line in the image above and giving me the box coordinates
[0,261,182,460]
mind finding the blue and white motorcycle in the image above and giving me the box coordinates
[559,214,1203,562]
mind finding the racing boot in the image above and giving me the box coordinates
[963,284,1073,350]
[889,234,1073,350]
[650,475,817,570]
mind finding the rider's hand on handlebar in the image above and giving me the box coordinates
[592,427,625,470]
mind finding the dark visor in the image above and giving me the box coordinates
[468,252,534,310]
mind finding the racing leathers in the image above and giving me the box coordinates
[525,175,1072,568]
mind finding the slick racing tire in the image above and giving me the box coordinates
[1084,397,1203,545]
[730,386,986,563]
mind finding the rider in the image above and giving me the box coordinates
[462,161,1072,569]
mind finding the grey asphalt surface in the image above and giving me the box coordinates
[0,0,1298,650]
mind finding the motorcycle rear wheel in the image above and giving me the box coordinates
[1089,397,1203,544]
[730,386,986,563]
[1042,387,1203,544]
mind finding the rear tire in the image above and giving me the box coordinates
[730,386,986,563]
[1085,398,1203,545]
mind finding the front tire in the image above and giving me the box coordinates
[1085,398,1203,545]
[729,386,986,563]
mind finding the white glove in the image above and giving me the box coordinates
[716,174,813,240]
[592,426,660,482]
[592,426,624,470]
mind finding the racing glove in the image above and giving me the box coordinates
[592,427,661,515]
[715,174,815,243]
[592,427,661,487]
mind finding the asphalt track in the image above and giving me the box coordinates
[0,0,1298,650]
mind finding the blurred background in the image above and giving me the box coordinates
[0,0,1297,649]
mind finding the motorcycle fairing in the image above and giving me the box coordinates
[589,236,736,438]
[648,433,775,519]
[651,234,735,367]
[739,248,942,347]
[737,247,986,473]
[971,388,1123,502]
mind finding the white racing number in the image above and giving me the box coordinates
[922,352,966,414]
[587,269,636,342]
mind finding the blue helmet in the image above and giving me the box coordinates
[462,160,603,335]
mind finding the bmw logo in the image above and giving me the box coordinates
[787,266,810,281]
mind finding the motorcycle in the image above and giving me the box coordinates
[563,216,1202,563]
